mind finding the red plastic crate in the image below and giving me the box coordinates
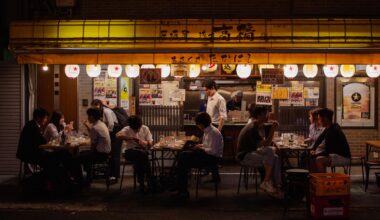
[310,173,350,196]
[310,195,350,219]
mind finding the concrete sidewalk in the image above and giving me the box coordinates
[0,165,379,219]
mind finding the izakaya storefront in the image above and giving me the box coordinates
[8,19,380,159]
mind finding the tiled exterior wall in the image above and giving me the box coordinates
[77,66,93,133]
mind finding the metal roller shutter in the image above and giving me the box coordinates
[0,62,22,175]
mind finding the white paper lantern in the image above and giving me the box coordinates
[258,64,274,75]
[323,65,339,77]
[303,64,318,78]
[42,64,49,71]
[64,64,80,78]
[340,65,355,77]
[366,65,380,78]
[141,64,155,69]
[156,64,171,78]
[189,64,201,78]
[107,64,122,77]
[86,64,101,77]
[283,64,298,78]
[236,64,252,79]
[125,65,140,78]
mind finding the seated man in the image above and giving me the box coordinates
[74,108,111,185]
[176,112,224,199]
[236,106,281,194]
[311,108,351,173]
[116,115,153,193]
[17,108,72,183]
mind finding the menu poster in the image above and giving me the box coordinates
[272,87,289,99]
[290,84,304,106]
[93,72,117,106]
[120,77,130,110]
[139,89,163,106]
[162,81,180,105]
[140,69,161,84]
[256,92,272,105]
[304,87,319,99]
[256,81,272,93]
[305,99,319,107]
[261,68,284,85]
[169,89,186,102]
[342,82,370,119]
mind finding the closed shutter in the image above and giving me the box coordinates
[0,62,22,175]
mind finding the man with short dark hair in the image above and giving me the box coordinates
[17,108,72,183]
[311,108,351,173]
[116,115,153,193]
[237,106,281,194]
[74,108,111,185]
[203,79,227,131]
[176,112,224,199]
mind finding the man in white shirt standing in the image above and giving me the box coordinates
[116,115,153,193]
[176,112,224,199]
[204,79,227,131]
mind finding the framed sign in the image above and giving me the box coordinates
[261,68,284,85]
[335,77,377,128]
[140,68,161,84]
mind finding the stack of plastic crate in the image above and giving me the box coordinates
[309,173,351,219]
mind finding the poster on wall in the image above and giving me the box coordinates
[120,77,130,110]
[342,82,370,120]
[169,89,186,102]
[139,89,163,106]
[272,87,289,99]
[256,81,272,105]
[162,81,180,105]
[289,83,304,106]
[93,72,117,106]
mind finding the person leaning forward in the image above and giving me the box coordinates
[176,112,224,200]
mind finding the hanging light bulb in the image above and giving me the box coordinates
[323,65,339,77]
[125,64,140,78]
[236,64,252,79]
[366,64,380,78]
[107,64,122,77]
[340,64,355,77]
[283,64,298,78]
[42,64,49,71]
[189,64,201,78]
[303,64,318,78]
[141,64,155,69]
[156,64,171,78]
[64,64,80,78]
[86,64,101,77]
[258,64,274,75]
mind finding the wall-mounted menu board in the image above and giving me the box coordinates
[261,68,284,85]
[93,72,118,106]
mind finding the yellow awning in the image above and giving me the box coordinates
[9,19,380,64]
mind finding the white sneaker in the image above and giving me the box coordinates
[260,181,276,193]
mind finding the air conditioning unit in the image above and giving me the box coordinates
[56,0,75,7]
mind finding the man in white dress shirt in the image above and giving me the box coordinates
[204,80,227,131]
[176,112,224,199]
[116,115,153,193]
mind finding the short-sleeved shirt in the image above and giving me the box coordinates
[43,123,61,142]
[206,92,227,124]
[236,122,263,160]
[90,120,111,153]
[117,125,153,150]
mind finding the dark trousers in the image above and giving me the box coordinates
[110,131,122,178]
[36,150,73,183]
[72,150,108,183]
[177,149,220,193]
[124,148,151,186]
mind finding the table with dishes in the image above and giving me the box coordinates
[39,134,91,153]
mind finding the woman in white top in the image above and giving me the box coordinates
[305,108,325,153]
[43,111,73,142]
